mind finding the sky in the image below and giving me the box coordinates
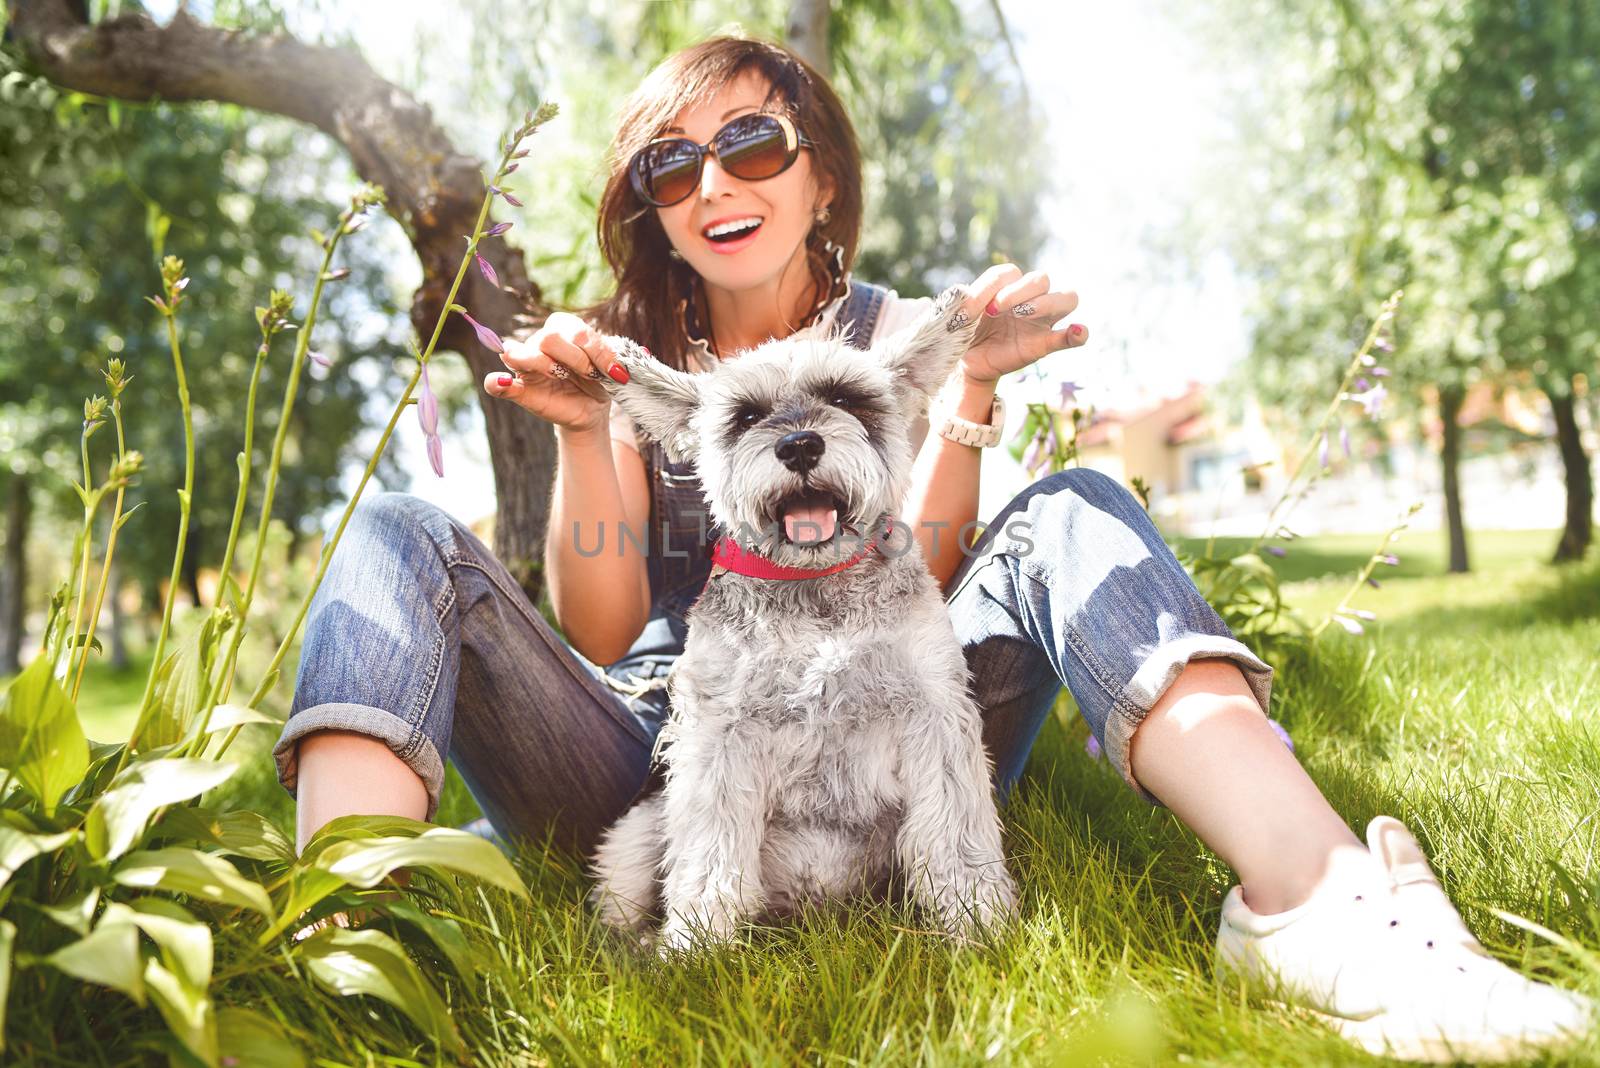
[145,0,1250,529]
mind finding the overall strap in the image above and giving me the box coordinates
[836,280,889,350]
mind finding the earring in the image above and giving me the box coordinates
[668,247,684,261]
[813,207,831,226]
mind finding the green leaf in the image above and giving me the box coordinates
[297,928,461,1052]
[155,805,294,865]
[104,898,212,989]
[114,847,274,918]
[311,829,528,900]
[137,617,217,750]
[0,826,75,894]
[113,500,147,532]
[384,900,475,979]
[143,956,216,1066]
[217,1007,305,1068]
[0,918,14,1051]
[29,886,99,935]
[87,758,239,860]
[44,917,145,1005]
[0,656,91,816]
[200,703,278,735]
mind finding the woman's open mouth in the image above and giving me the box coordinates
[701,215,763,255]
[771,486,847,545]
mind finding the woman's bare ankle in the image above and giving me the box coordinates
[294,729,430,855]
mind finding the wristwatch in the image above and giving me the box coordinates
[935,391,1006,448]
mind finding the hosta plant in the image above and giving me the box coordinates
[0,106,558,1065]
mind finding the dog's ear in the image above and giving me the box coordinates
[873,284,980,405]
[596,337,703,463]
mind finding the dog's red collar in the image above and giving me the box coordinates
[710,518,896,580]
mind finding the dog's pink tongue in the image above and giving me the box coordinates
[783,502,837,544]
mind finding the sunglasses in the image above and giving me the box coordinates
[627,112,816,209]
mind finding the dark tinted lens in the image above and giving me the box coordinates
[714,114,792,180]
[639,139,701,205]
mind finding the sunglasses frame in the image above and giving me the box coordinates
[627,111,816,210]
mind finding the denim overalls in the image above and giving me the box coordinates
[597,280,889,741]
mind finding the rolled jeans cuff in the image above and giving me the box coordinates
[1104,635,1276,805]
[272,702,446,823]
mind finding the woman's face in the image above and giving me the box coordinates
[651,71,830,293]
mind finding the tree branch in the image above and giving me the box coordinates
[10,0,560,599]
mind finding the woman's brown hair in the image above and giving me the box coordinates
[574,35,863,372]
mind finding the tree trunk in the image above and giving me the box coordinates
[11,0,557,603]
[0,474,31,674]
[785,0,831,76]
[108,553,129,671]
[182,519,203,610]
[1439,384,1470,573]
[1546,380,1593,563]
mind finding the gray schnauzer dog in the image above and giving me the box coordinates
[587,285,1019,953]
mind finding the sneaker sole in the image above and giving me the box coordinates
[1279,1000,1587,1064]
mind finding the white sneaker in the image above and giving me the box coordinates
[1216,815,1596,1063]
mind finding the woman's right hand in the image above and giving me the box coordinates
[483,312,622,436]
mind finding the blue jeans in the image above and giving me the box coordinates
[273,469,1274,856]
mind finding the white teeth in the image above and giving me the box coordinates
[704,217,762,238]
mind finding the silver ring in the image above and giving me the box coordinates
[549,363,571,380]
[946,310,973,333]
[1012,302,1036,317]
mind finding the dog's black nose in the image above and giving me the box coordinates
[774,430,825,473]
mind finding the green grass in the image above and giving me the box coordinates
[30,530,1600,1064]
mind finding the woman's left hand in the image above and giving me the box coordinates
[956,263,1088,384]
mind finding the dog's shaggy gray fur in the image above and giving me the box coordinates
[588,285,1018,953]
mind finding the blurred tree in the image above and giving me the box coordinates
[1186,0,1557,573]
[1426,0,1599,563]
[0,46,403,671]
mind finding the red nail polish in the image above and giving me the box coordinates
[985,300,1000,317]
[1071,324,1085,337]
[496,373,513,388]
[607,362,630,384]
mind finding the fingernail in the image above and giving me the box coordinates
[1070,324,1086,337]
[496,373,514,388]
[607,362,629,384]
[985,300,1000,317]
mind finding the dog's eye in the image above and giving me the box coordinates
[734,406,766,432]
[830,390,870,412]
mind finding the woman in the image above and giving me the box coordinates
[272,35,1591,1062]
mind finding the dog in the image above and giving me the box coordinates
[587,285,1019,953]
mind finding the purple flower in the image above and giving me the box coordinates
[1085,735,1102,760]
[502,191,524,208]
[504,163,520,174]
[308,350,332,368]
[1367,576,1382,588]
[1355,377,1370,392]
[1350,608,1376,620]
[323,267,351,282]
[485,222,513,237]
[1358,383,1388,419]
[1318,432,1330,470]
[1023,435,1045,473]
[460,311,505,354]
[1266,545,1287,558]
[475,252,499,288]
[1339,424,1351,459]
[417,362,439,437]
[1059,380,1081,408]
[1371,366,1390,377]
[1267,718,1294,753]
[426,432,444,478]
[1333,613,1365,635]
[1374,335,1394,353]
[1379,553,1400,566]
